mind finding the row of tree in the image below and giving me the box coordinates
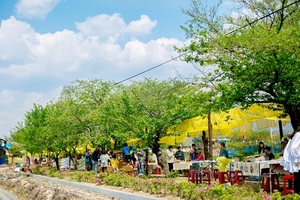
[9,79,210,169]
[7,0,300,168]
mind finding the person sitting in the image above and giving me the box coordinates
[258,141,265,156]
[263,146,275,161]
[195,149,204,161]
[261,146,274,174]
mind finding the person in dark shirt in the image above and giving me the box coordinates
[261,146,274,174]
[264,146,275,160]
[175,146,185,161]
[174,146,185,176]
[190,144,198,161]
[219,142,229,158]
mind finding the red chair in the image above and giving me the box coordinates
[261,173,280,192]
[155,167,161,174]
[215,171,230,184]
[229,170,244,184]
[201,170,212,184]
[188,170,195,183]
[283,174,294,196]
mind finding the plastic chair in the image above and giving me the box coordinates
[155,167,162,174]
[261,173,279,192]
[188,170,195,183]
[202,170,212,184]
[215,171,230,184]
[229,170,244,184]
[283,174,294,196]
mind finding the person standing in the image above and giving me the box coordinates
[111,154,119,173]
[92,146,101,174]
[281,127,300,194]
[121,143,131,164]
[85,150,92,171]
[280,138,289,156]
[99,151,108,173]
[26,156,31,166]
[157,150,166,174]
[219,142,229,158]
[137,149,146,175]
[174,146,185,161]
[166,146,175,173]
[190,144,198,161]
[174,146,185,176]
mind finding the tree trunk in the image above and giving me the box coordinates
[55,156,60,170]
[145,148,149,175]
[202,130,210,160]
[286,105,300,131]
[152,130,161,155]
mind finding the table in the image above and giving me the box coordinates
[191,160,218,178]
[192,160,218,169]
[254,159,290,193]
[173,162,191,170]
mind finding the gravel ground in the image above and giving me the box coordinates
[0,165,118,200]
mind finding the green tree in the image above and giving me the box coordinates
[10,104,48,155]
[178,0,300,130]
[121,78,204,154]
[6,143,24,164]
[61,79,118,149]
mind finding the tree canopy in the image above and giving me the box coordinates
[177,0,300,130]
[10,78,208,157]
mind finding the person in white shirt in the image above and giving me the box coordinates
[281,127,300,194]
[166,146,175,173]
[99,151,108,173]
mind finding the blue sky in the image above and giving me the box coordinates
[0,0,241,139]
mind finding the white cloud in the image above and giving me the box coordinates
[125,15,157,35]
[0,16,35,62]
[15,0,61,19]
[0,14,185,79]
[76,14,126,43]
[0,13,196,138]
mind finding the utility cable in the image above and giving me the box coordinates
[115,0,300,85]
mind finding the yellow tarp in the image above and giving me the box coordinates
[175,104,289,137]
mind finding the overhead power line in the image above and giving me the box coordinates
[115,52,188,85]
[115,0,300,85]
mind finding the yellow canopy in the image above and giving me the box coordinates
[161,104,290,144]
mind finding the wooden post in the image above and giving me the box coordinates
[278,120,284,140]
[208,110,213,160]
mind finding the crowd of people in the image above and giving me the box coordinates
[84,143,208,176]
[85,143,147,175]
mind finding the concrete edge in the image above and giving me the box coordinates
[31,174,163,200]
